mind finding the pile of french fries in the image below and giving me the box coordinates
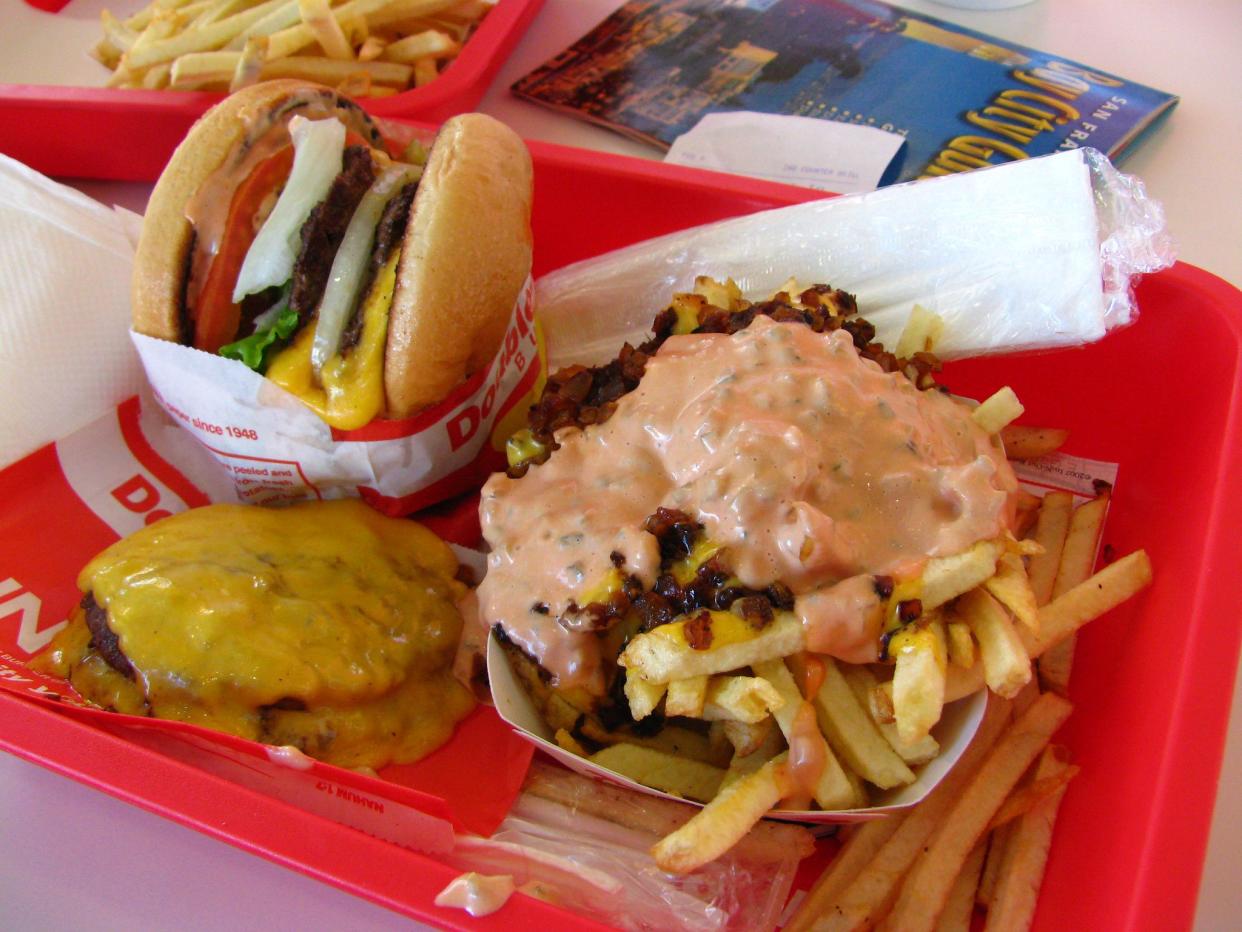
[93,0,495,96]
[783,480,1125,931]
[503,283,1152,915]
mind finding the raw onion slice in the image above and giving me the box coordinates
[232,115,345,302]
[311,163,418,375]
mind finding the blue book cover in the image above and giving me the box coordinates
[512,0,1178,184]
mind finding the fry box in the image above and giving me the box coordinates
[130,277,543,516]
[489,635,985,821]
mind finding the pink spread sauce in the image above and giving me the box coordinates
[479,316,1017,693]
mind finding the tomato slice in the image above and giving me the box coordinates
[193,132,379,353]
[193,146,295,353]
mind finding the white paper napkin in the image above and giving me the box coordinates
[665,111,906,194]
[0,155,145,467]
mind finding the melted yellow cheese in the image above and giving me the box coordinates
[35,500,474,770]
[267,251,399,431]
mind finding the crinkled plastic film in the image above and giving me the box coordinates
[1086,148,1177,330]
[535,149,1174,368]
[448,762,810,930]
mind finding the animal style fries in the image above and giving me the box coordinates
[92,0,493,96]
[481,276,1152,889]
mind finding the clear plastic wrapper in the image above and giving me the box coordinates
[446,761,812,930]
[535,149,1175,368]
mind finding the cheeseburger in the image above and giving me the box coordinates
[133,80,534,429]
[34,500,475,769]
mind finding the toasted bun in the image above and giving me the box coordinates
[132,81,384,344]
[384,113,534,417]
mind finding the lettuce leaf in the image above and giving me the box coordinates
[219,303,300,372]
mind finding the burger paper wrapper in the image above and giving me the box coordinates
[131,277,541,515]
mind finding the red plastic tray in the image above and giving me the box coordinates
[0,0,544,181]
[2,139,1240,930]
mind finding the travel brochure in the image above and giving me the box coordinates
[512,0,1178,184]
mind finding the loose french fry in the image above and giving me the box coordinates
[412,55,440,86]
[589,743,725,803]
[946,618,976,669]
[1053,492,1110,598]
[783,816,906,932]
[841,664,941,765]
[619,611,804,685]
[871,677,895,724]
[945,549,1151,702]
[988,745,1075,932]
[721,718,774,758]
[1012,489,1043,539]
[367,0,462,27]
[264,0,395,59]
[1026,491,1073,607]
[126,0,286,69]
[381,27,459,62]
[983,551,1039,634]
[937,836,987,932]
[623,673,665,722]
[889,619,947,744]
[1000,425,1069,460]
[521,759,807,866]
[809,696,1011,931]
[958,588,1031,699]
[298,0,353,59]
[664,674,708,718]
[701,675,783,724]
[1042,491,1110,694]
[357,34,387,60]
[884,692,1072,932]
[259,55,412,86]
[894,304,945,358]
[813,657,916,789]
[977,821,1015,908]
[988,752,1078,831]
[192,0,251,28]
[720,718,784,791]
[229,35,268,90]
[922,539,1003,609]
[140,62,173,88]
[169,50,240,89]
[652,755,788,873]
[971,386,1024,434]
[229,0,300,47]
[553,727,588,758]
[754,659,857,810]
[524,759,815,866]
[583,721,733,769]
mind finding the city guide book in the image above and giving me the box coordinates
[512,0,1178,185]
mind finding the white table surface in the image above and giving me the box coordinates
[1,0,1239,929]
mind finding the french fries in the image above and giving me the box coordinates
[1000,424,1070,460]
[884,692,1072,931]
[493,278,1152,907]
[92,0,491,95]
